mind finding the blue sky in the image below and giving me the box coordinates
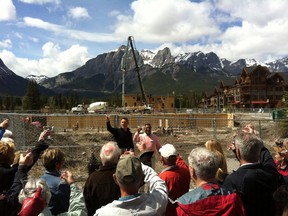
[1,0,288,78]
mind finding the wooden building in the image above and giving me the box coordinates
[205,65,288,110]
[124,94,175,112]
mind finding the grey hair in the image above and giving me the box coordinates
[188,147,219,181]
[235,132,262,162]
[100,142,121,166]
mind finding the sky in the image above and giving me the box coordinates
[1,0,288,78]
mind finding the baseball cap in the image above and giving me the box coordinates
[115,155,144,186]
[159,144,177,158]
[3,129,13,138]
[139,150,154,167]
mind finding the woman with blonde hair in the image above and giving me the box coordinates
[204,139,228,183]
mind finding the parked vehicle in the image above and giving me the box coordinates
[71,104,87,114]
[87,102,108,113]
[118,104,153,114]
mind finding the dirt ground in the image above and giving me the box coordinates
[29,112,279,187]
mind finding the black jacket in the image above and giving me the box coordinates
[0,140,49,195]
[106,121,134,150]
[223,147,280,216]
[83,165,120,216]
[0,165,28,216]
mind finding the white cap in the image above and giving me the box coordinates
[159,144,177,158]
[3,129,13,138]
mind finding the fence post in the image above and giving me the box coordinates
[258,120,262,138]
[213,117,217,139]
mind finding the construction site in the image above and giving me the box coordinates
[0,111,280,187]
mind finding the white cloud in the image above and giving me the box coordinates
[109,10,121,17]
[23,17,119,42]
[3,0,288,79]
[23,17,63,31]
[113,0,220,43]
[19,0,60,5]
[29,37,39,43]
[0,42,89,77]
[119,0,288,62]
[0,39,12,49]
[217,0,288,27]
[13,32,23,39]
[67,7,90,20]
[0,0,16,21]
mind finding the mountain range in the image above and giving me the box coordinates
[0,59,54,97]
[2,46,288,98]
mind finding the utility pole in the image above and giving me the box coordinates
[120,42,129,111]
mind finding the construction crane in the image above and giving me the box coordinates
[121,36,147,108]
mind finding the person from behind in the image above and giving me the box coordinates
[0,139,17,195]
[158,144,190,216]
[0,152,33,216]
[133,123,161,168]
[273,184,288,216]
[95,154,168,216]
[222,132,280,216]
[18,171,87,216]
[84,142,122,216]
[0,129,50,198]
[273,145,288,178]
[204,139,228,183]
[176,147,245,216]
[41,148,70,215]
[106,116,134,152]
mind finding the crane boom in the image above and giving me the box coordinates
[121,36,147,106]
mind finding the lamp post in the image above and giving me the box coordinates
[202,98,205,113]
[178,94,183,113]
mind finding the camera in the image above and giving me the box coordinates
[275,140,284,147]
[43,126,54,131]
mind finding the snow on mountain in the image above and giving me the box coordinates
[140,49,156,65]
[174,53,193,62]
[26,74,49,83]
[267,56,288,72]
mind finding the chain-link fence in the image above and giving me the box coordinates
[0,112,283,183]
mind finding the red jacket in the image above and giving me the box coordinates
[176,183,245,216]
[176,192,245,216]
[159,155,190,216]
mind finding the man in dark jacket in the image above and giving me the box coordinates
[84,142,122,216]
[223,132,280,216]
[106,116,134,152]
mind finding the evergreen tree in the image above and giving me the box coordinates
[67,92,79,108]
[276,92,288,137]
[3,95,11,110]
[22,81,41,110]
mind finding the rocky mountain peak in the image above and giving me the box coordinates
[267,56,288,72]
[150,47,174,68]
[140,49,155,65]
[26,74,49,83]
[0,58,14,77]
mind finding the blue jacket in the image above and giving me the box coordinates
[39,183,87,216]
[0,127,5,139]
[42,170,71,215]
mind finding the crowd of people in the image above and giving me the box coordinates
[1,116,288,216]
